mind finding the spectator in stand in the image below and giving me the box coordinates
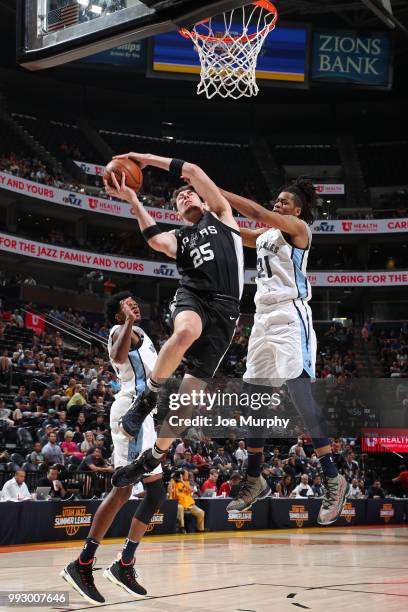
[30,441,45,466]
[0,350,11,373]
[276,474,294,498]
[174,438,192,465]
[67,385,87,418]
[38,466,67,499]
[348,478,363,499]
[0,469,32,501]
[201,469,219,496]
[179,450,195,472]
[235,440,248,470]
[292,474,314,498]
[169,469,205,533]
[61,430,85,460]
[192,445,210,472]
[270,457,284,479]
[76,412,88,433]
[312,475,325,498]
[89,412,109,437]
[42,432,65,465]
[80,430,96,453]
[392,465,408,497]
[0,400,14,427]
[212,447,233,476]
[342,451,359,482]
[289,439,307,459]
[367,479,386,499]
[217,472,242,497]
[86,434,110,460]
[65,378,77,398]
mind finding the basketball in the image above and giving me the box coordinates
[104,158,143,192]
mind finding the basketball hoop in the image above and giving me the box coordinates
[179,1,278,99]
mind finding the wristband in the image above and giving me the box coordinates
[169,158,185,177]
[142,225,162,241]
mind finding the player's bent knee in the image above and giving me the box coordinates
[134,479,166,525]
[173,326,200,348]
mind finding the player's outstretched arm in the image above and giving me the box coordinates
[104,172,177,259]
[221,189,307,241]
[240,227,268,248]
[113,152,238,231]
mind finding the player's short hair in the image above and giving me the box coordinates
[280,177,316,224]
[105,290,133,325]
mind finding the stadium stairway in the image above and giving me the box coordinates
[337,135,369,208]
[3,109,68,181]
[353,329,385,378]
[249,136,284,197]
[78,117,113,165]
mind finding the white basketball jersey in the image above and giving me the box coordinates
[107,325,157,397]
[254,221,312,309]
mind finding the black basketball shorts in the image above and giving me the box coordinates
[169,286,240,379]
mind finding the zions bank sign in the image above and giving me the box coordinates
[311,30,392,88]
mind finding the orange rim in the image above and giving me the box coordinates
[179,1,278,44]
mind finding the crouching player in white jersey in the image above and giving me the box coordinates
[61,293,166,604]
[222,178,349,525]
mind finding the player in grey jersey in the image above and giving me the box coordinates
[221,178,349,526]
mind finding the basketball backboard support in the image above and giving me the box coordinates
[17,0,251,71]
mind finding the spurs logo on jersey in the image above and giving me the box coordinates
[255,221,312,308]
[175,211,244,299]
[107,325,157,397]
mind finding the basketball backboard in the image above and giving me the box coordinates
[17,0,251,70]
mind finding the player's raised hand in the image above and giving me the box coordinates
[104,172,140,205]
[112,152,150,169]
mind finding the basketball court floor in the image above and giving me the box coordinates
[1,526,407,612]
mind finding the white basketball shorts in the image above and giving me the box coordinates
[243,299,317,386]
[110,394,162,476]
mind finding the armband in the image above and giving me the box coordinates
[169,158,185,177]
[142,225,162,241]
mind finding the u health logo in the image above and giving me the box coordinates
[54,505,93,536]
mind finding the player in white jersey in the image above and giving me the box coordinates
[61,293,166,605]
[221,178,349,525]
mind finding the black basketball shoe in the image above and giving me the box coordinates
[118,389,157,439]
[112,448,161,488]
[60,559,105,605]
[103,559,147,597]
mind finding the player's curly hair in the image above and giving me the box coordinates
[282,177,316,224]
[105,290,133,325]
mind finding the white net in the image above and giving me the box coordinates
[180,1,278,100]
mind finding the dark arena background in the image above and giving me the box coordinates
[0,1,408,611]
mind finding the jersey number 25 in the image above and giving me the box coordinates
[190,242,215,268]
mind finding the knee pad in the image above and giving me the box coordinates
[134,479,166,526]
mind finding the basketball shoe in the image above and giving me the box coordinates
[226,474,271,512]
[60,559,105,605]
[317,473,350,525]
[118,389,157,439]
[112,448,160,488]
[103,559,147,597]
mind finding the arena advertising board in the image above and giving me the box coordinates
[361,429,408,453]
[1,172,407,235]
[311,30,393,89]
[151,24,309,85]
[78,41,146,69]
[1,233,408,286]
